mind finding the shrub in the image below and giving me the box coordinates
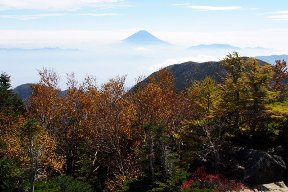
[181,167,244,192]
[182,182,215,192]
[0,157,22,191]
[35,176,93,192]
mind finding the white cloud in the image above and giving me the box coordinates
[266,11,288,21]
[0,13,64,20]
[78,13,120,16]
[187,5,241,11]
[149,55,221,71]
[264,10,288,21]
[0,30,128,48]
[0,29,287,53]
[274,11,288,14]
[0,12,121,20]
[0,0,124,10]
[170,3,242,11]
[156,30,288,53]
[267,14,288,20]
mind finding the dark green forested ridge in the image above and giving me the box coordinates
[13,83,33,101]
[133,57,269,91]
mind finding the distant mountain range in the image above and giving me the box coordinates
[122,30,169,45]
[256,55,288,65]
[188,44,275,54]
[189,44,241,50]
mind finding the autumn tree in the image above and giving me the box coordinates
[218,52,246,134]
[20,119,63,192]
[27,70,139,190]
[242,58,275,134]
[183,77,223,173]
[216,53,281,149]
[127,69,191,189]
[265,60,288,138]
[28,69,62,133]
[187,77,219,120]
[131,69,192,140]
[271,60,288,100]
[28,71,91,178]
[86,76,140,191]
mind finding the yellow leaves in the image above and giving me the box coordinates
[187,77,219,120]
[0,109,25,161]
[245,58,274,87]
[132,68,182,129]
[44,157,64,173]
[2,135,21,159]
[0,106,64,177]
[19,120,64,174]
[172,132,181,140]
[267,101,288,120]
[117,100,136,139]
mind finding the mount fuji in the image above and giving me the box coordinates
[123,30,169,45]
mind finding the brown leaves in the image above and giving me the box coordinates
[0,108,25,160]
[272,60,288,99]
[132,68,189,132]
[27,70,139,178]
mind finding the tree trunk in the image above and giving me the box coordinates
[66,148,75,176]
[29,128,35,192]
[149,134,155,185]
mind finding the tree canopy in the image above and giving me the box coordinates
[1,53,288,191]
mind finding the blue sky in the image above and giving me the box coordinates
[0,0,288,49]
[1,0,288,88]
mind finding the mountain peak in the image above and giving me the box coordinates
[123,30,168,45]
[135,30,151,34]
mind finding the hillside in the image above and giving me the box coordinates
[13,83,33,101]
[135,57,269,91]
[165,61,224,90]
[13,83,67,102]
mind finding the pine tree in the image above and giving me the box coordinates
[0,72,24,113]
[218,52,246,134]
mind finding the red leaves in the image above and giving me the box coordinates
[181,167,244,191]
